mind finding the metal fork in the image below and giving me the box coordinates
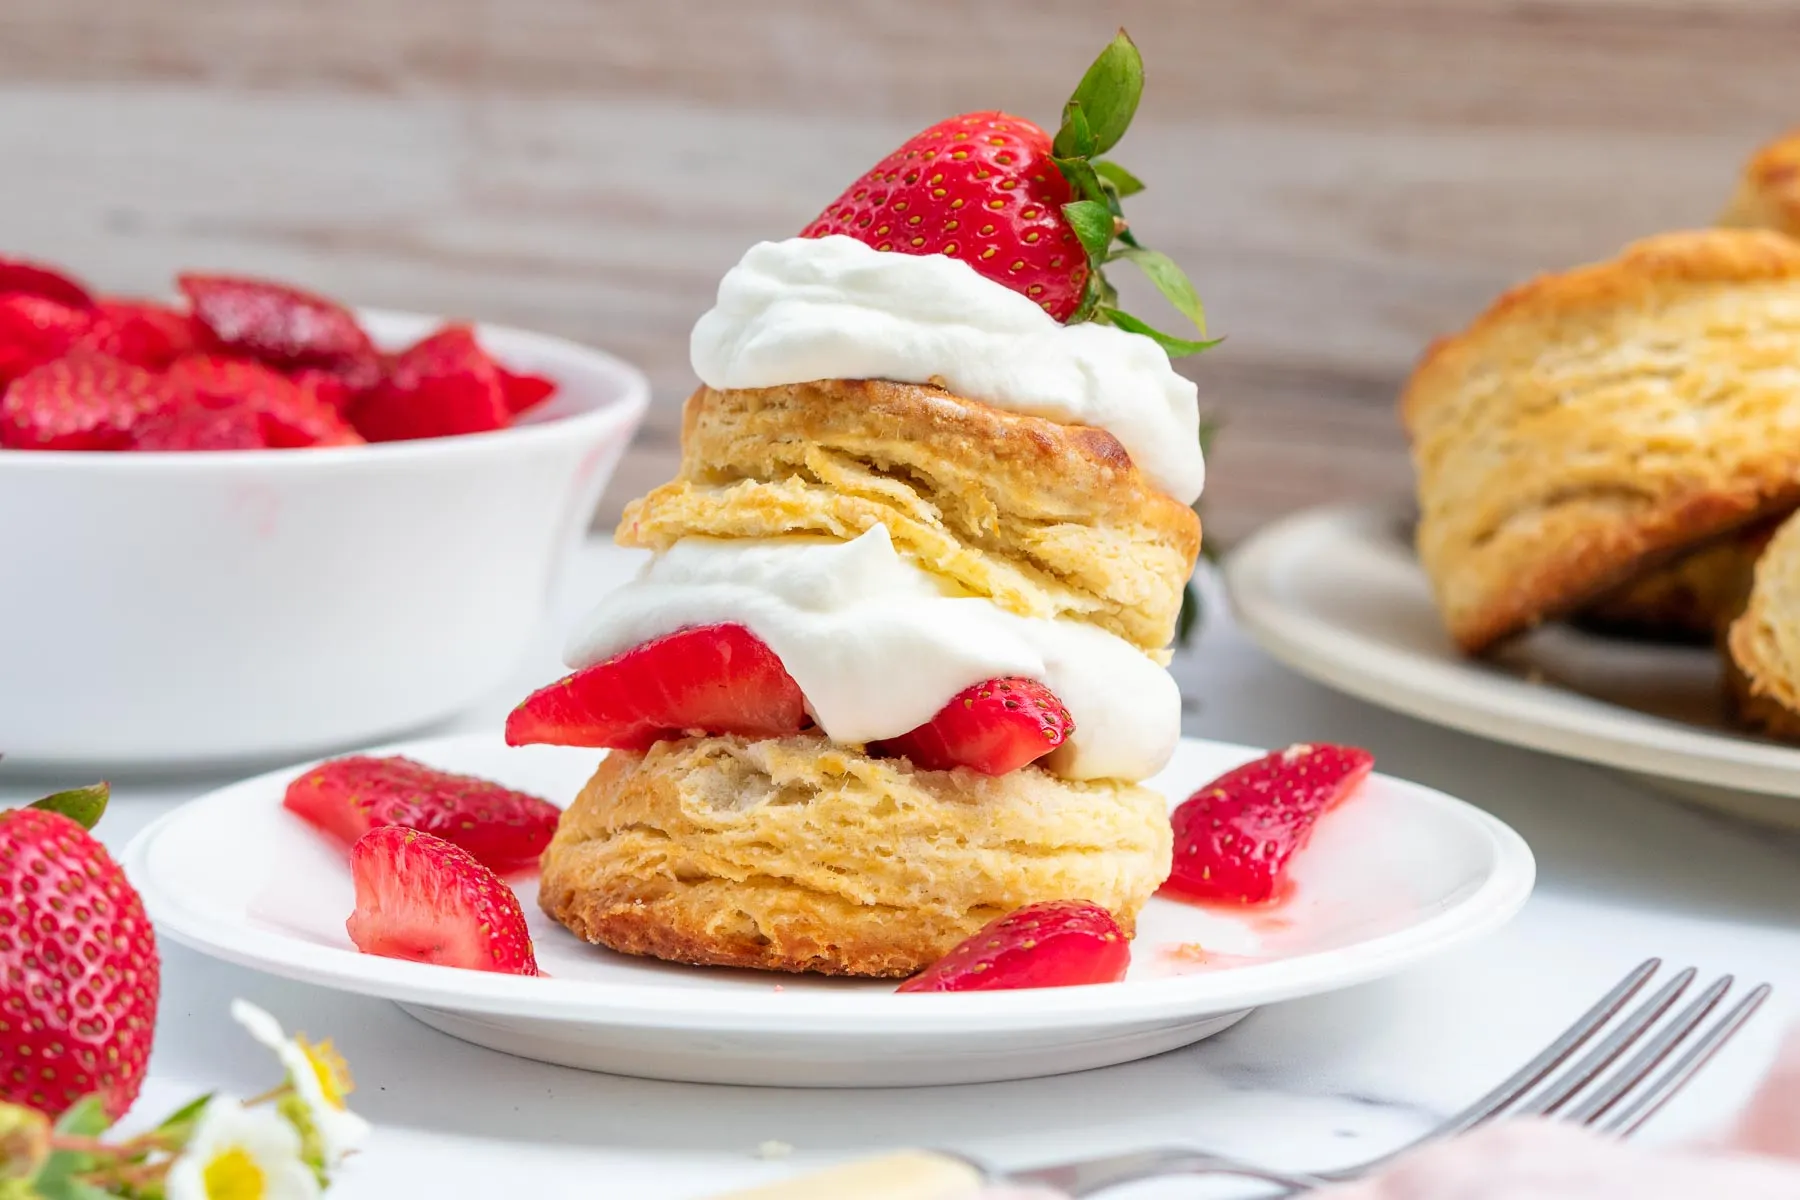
[1011,958,1772,1196]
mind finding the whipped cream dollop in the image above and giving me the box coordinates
[566,527,1180,782]
[690,235,1206,504]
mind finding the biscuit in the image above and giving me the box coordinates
[1726,511,1800,739]
[618,380,1202,654]
[1575,523,1773,643]
[1720,128,1800,239]
[538,734,1173,977]
[1403,229,1800,653]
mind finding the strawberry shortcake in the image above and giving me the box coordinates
[509,33,1211,976]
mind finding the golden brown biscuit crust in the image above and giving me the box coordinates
[1726,511,1800,739]
[539,735,1172,977]
[1574,522,1774,643]
[1404,229,1800,653]
[1720,128,1800,239]
[618,380,1202,654]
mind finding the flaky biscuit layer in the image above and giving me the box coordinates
[618,380,1202,654]
[538,735,1172,977]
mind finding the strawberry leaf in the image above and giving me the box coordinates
[1053,101,1097,161]
[1061,30,1143,157]
[51,1097,110,1138]
[1093,160,1146,197]
[155,1091,215,1141]
[1112,247,1210,336]
[1061,200,1116,265]
[29,783,108,831]
[1099,308,1222,358]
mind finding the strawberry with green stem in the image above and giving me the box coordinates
[805,30,1217,357]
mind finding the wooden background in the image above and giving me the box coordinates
[3,0,1797,543]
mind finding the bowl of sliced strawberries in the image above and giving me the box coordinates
[0,255,648,769]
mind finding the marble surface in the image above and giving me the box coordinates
[6,538,1799,1199]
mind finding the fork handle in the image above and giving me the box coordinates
[705,1151,988,1199]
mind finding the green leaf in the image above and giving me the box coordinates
[1052,155,1108,207]
[154,1091,214,1142]
[1092,160,1146,197]
[35,1176,114,1200]
[51,1099,109,1140]
[1052,100,1096,161]
[1099,308,1223,358]
[1060,200,1115,265]
[1176,580,1202,646]
[29,784,108,831]
[1061,30,1144,157]
[1113,247,1208,336]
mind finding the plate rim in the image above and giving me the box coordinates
[1224,501,1800,799]
[124,730,1536,1035]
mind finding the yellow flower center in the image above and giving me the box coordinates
[203,1147,266,1200]
[299,1036,354,1109]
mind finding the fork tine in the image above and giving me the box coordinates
[1508,966,1696,1117]
[1598,984,1773,1137]
[1562,975,1732,1125]
[1425,958,1660,1140]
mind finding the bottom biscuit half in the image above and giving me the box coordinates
[538,734,1173,977]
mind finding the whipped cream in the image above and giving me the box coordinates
[566,527,1180,782]
[689,235,1206,504]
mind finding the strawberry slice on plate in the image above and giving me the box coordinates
[898,900,1130,993]
[351,324,512,442]
[285,755,560,872]
[0,253,96,310]
[1,355,175,450]
[131,401,270,451]
[346,826,538,975]
[506,624,810,750]
[178,271,380,381]
[1162,743,1375,905]
[873,677,1073,775]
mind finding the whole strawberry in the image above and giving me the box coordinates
[802,30,1215,354]
[0,785,159,1119]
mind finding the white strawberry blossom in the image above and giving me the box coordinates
[164,1097,320,1200]
[231,999,371,1167]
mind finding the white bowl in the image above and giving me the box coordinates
[0,310,649,770]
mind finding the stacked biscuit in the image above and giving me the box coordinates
[540,362,1199,975]
[1407,127,1800,737]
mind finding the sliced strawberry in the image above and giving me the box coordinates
[0,294,92,383]
[497,364,556,416]
[178,272,380,379]
[285,755,560,872]
[506,624,810,750]
[346,826,537,975]
[1,355,175,450]
[1162,743,1375,905]
[351,324,510,442]
[291,367,355,413]
[0,254,96,310]
[131,402,268,451]
[160,354,363,448]
[76,298,198,368]
[873,677,1072,775]
[898,900,1129,993]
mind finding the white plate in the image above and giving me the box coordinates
[1225,502,1800,829]
[123,731,1534,1088]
